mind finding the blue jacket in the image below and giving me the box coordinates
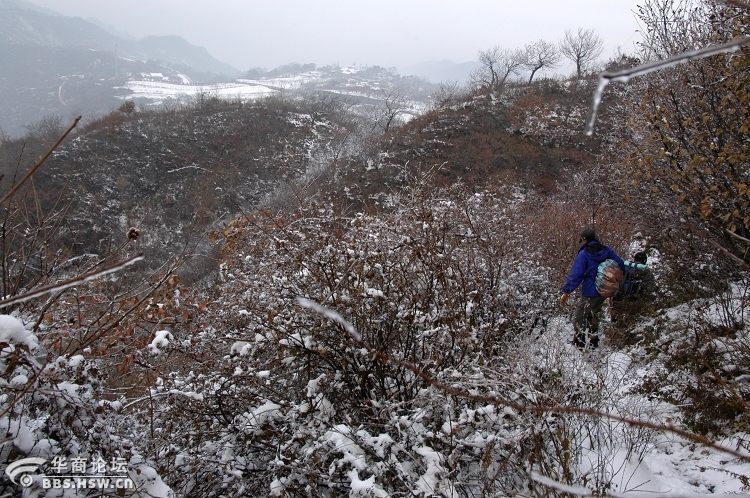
[562,241,625,297]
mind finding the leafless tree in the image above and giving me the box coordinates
[469,45,524,92]
[430,80,467,110]
[373,84,410,133]
[635,0,704,60]
[301,90,354,126]
[559,28,605,78]
[22,115,64,141]
[521,39,562,83]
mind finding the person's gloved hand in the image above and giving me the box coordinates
[559,293,570,306]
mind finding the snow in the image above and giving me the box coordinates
[168,389,203,402]
[148,330,173,355]
[119,80,276,101]
[0,314,37,349]
[2,416,38,454]
[67,354,85,368]
[4,90,750,496]
[239,401,282,429]
[119,72,325,102]
[521,323,750,497]
[129,463,175,498]
[9,374,27,387]
[230,341,252,356]
[324,425,368,470]
[347,469,388,497]
[536,432,750,496]
[3,261,750,497]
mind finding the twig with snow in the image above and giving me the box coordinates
[0,253,144,308]
[585,36,750,135]
[121,389,204,410]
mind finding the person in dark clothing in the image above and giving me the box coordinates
[610,251,656,326]
[614,251,655,301]
[559,227,625,349]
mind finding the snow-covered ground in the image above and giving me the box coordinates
[118,71,326,102]
[525,313,750,497]
[118,80,278,101]
[117,67,431,118]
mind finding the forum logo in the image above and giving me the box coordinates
[4,456,135,491]
[5,457,46,487]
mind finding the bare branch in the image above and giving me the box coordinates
[469,45,524,92]
[585,36,750,135]
[0,252,144,308]
[521,40,562,83]
[559,28,604,78]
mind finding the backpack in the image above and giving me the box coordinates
[595,259,624,297]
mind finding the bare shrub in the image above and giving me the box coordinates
[634,280,750,436]
[0,120,181,496]
[429,80,469,111]
[22,115,64,142]
[128,181,587,496]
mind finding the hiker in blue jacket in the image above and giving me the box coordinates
[559,227,625,349]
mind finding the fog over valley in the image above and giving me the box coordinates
[0,0,642,137]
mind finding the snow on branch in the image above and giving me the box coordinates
[296,297,361,341]
[585,36,750,135]
[0,252,144,308]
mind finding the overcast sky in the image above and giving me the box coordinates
[27,0,643,73]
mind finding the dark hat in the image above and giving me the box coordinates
[633,251,648,263]
[580,227,597,241]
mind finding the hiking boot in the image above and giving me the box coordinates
[589,332,599,349]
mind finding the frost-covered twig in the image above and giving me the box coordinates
[297,297,361,341]
[298,296,750,462]
[585,36,750,135]
[0,252,144,308]
[121,389,204,410]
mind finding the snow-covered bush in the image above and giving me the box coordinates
[629,280,750,436]
[0,127,177,496]
[0,312,173,497]
[124,182,673,497]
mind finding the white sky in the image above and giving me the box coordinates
[27,0,644,72]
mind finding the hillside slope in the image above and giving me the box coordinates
[0,98,340,283]
[0,78,613,287]
[0,1,239,137]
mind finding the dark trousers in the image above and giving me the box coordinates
[573,295,607,348]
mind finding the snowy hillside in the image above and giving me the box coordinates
[2,1,750,496]
[120,65,433,121]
